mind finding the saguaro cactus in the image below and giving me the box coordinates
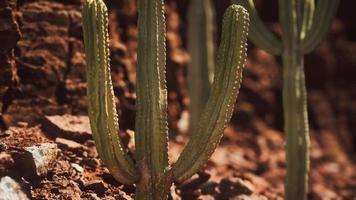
[235,0,339,199]
[188,0,216,130]
[82,0,249,199]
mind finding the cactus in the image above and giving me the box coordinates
[234,0,339,199]
[82,0,249,199]
[188,0,216,130]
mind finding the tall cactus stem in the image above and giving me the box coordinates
[282,51,309,200]
[172,5,249,182]
[279,0,309,199]
[188,0,216,131]
[135,0,172,199]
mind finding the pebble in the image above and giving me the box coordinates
[71,163,84,173]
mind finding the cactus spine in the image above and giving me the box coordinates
[82,0,249,199]
[235,0,339,199]
[188,0,216,130]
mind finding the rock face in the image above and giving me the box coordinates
[0,0,21,118]
[0,176,29,200]
[17,1,73,91]
[0,0,139,129]
[0,1,21,55]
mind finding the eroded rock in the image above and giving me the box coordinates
[11,143,59,178]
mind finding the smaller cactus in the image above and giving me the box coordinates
[234,0,339,199]
[82,0,249,199]
[187,0,216,130]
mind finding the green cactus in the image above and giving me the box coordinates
[82,0,249,199]
[234,0,339,199]
[188,0,216,130]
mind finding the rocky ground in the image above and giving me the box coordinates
[0,0,356,199]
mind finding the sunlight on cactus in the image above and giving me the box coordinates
[82,0,249,199]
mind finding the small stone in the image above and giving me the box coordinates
[42,115,91,142]
[0,176,29,200]
[11,143,59,178]
[71,163,84,173]
[84,180,108,196]
[17,122,28,128]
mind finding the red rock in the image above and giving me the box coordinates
[11,143,59,178]
[42,115,91,142]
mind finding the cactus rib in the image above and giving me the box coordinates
[171,5,249,182]
[302,0,339,53]
[82,0,138,184]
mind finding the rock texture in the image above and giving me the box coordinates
[0,0,21,120]
[42,115,91,142]
[0,176,29,200]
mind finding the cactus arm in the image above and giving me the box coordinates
[82,0,138,184]
[188,0,216,131]
[233,0,282,55]
[302,0,339,54]
[171,5,249,182]
[135,0,171,198]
